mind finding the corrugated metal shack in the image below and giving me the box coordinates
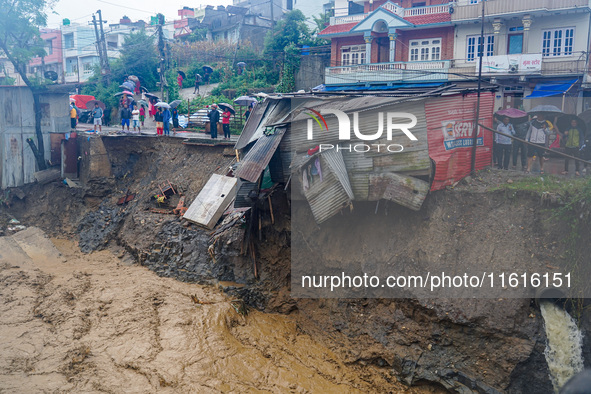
[0,86,71,189]
[234,87,491,224]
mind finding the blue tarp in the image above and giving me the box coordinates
[313,83,443,92]
[524,79,578,99]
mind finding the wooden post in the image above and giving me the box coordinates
[268,196,275,225]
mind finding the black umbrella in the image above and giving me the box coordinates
[85,99,105,110]
[237,62,246,67]
[169,99,182,109]
[217,103,235,114]
[556,114,587,136]
[177,70,186,79]
[144,93,159,100]
[202,65,213,73]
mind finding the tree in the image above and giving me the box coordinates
[0,0,51,170]
[119,31,159,91]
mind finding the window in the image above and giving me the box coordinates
[469,0,480,4]
[46,40,53,55]
[466,35,494,61]
[412,2,426,6]
[64,33,74,49]
[409,38,441,61]
[508,34,523,55]
[341,45,366,66]
[542,28,574,57]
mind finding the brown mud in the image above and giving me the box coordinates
[1,136,590,393]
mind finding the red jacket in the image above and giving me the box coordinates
[222,111,231,124]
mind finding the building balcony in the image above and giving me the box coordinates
[451,0,591,21]
[330,3,450,25]
[325,60,451,85]
[449,52,588,78]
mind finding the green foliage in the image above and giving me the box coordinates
[180,27,208,42]
[264,10,313,56]
[0,0,49,85]
[118,30,159,90]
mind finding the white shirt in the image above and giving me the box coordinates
[132,109,140,121]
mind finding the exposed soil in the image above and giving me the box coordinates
[2,135,590,393]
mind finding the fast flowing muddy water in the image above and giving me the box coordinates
[0,227,412,393]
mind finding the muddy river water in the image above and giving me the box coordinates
[0,228,422,393]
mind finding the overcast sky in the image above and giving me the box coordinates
[45,0,232,29]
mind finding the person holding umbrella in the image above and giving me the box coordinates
[526,114,551,174]
[222,107,232,140]
[496,117,515,170]
[562,118,584,176]
[155,107,163,136]
[207,104,220,139]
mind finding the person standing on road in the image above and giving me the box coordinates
[132,105,141,133]
[91,102,103,132]
[496,117,515,170]
[512,119,529,171]
[155,107,163,136]
[172,107,179,129]
[177,72,183,89]
[526,115,551,174]
[69,104,77,130]
[194,73,201,95]
[222,108,231,140]
[120,104,132,133]
[207,104,220,139]
[139,106,146,127]
[162,107,171,136]
[562,118,584,176]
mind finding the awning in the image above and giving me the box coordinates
[321,83,443,92]
[524,79,578,99]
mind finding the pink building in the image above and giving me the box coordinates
[30,28,63,82]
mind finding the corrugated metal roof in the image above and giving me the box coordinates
[234,100,272,150]
[322,148,354,200]
[235,126,286,183]
[302,153,352,224]
[235,180,258,208]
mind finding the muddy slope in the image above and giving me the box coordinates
[3,136,590,393]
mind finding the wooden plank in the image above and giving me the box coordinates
[183,174,238,229]
[368,173,429,211]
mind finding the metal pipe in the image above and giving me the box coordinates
[471,0,486,174]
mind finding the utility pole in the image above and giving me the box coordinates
[157,13,167,101]
[471,0,486,174]
[270,0,275,26]
[97,9,110,79]
[92,14,105,74]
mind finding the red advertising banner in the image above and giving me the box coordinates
[425,92,494,191]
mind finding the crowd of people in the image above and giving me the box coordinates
[494,113,588,175]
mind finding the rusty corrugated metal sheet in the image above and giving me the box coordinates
[235,126,286,183]
[235,99,295,150]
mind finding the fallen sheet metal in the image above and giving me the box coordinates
[183,174,238,229]
[368,173,429,211]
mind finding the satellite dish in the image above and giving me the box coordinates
[44,71,58,81]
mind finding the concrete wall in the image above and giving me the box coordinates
[0,87,70,189]
[295,54,331,90]
[453,12,591,66]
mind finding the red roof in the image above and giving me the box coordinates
[319,12,451,36]
[404,13,451,25]
[319,22,359,36]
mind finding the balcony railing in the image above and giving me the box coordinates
[403,4,450,17]
[325,60,451,85]
[330,3,450,25]
[452,0,590,21]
